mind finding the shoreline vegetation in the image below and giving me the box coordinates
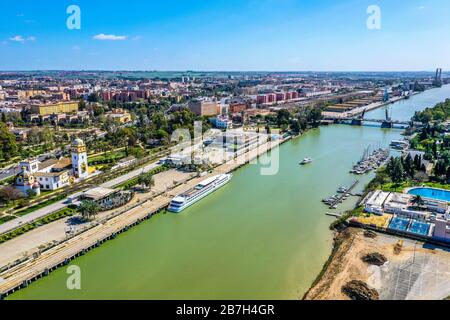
[305,97,450,300]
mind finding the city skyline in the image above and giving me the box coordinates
[1,0,450,71]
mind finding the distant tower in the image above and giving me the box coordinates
[434,68,443,87]
[71,138,89,179]
[383,87,390,102]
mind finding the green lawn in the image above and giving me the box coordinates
[89,150,128,164]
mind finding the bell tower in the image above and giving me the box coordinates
[71,138,89,179]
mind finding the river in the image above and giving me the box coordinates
[9,85,450,300]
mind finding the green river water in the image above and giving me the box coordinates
[9,85,450,300]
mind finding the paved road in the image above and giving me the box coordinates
[100,161,161,188]
[0,166,20,182]
[0,160,162,236]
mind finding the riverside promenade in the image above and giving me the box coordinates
[0,137,285,298]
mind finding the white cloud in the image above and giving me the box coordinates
[9,35,25,42]
[8,35,36,43]
[93,33,127,41]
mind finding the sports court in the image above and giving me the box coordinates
[389,217,410,232]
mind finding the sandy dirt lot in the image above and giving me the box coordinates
[305,228,450,300]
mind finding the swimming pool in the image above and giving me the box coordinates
[408,187,450,202]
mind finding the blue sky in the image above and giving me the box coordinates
[0,0,449,71]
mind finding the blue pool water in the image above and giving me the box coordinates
[407,220,430,236]
[408,188,450,202]
[389,217,410,231]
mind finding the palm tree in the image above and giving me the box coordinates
[138,172,155,191]
[78,200,101,221]
[411,195,425,208]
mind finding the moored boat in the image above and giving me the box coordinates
[168,174,232,213]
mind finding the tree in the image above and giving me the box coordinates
[298,116,308,131]
[138,172,155,190]
[307,107,323,126]
[0,186,22,204]
[433,141,438,158]
[411,195,425,208]
[290,120,301,134]
[92,104,105,117]
[128,146,146,159]
[78,99,87,111]
[39,127,55,150]
[0,122,18,161]
[155,129,170,145]
[404,154,415,178]
[26,189,37,198]
[434,160,447,177]
[78,200,101,221]
[386,157,405,184]
[87,93,100,103]
[413,154,422,171]
[276,109,290,127]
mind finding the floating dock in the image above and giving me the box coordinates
[327,180,359,209]
[326,212,343,218]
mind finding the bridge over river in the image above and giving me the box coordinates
[324,109,413,128]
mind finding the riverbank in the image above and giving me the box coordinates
[305,85,450,300]
[0,137,285,298]
[304,227,450,300]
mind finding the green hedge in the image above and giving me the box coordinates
[14,194,67,217]
[0,208,76,244]
[0,215,15,225]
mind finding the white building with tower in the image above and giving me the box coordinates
[14,138,91,195]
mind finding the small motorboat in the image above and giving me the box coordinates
[300,157,313,165]
[337,186,348,193]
